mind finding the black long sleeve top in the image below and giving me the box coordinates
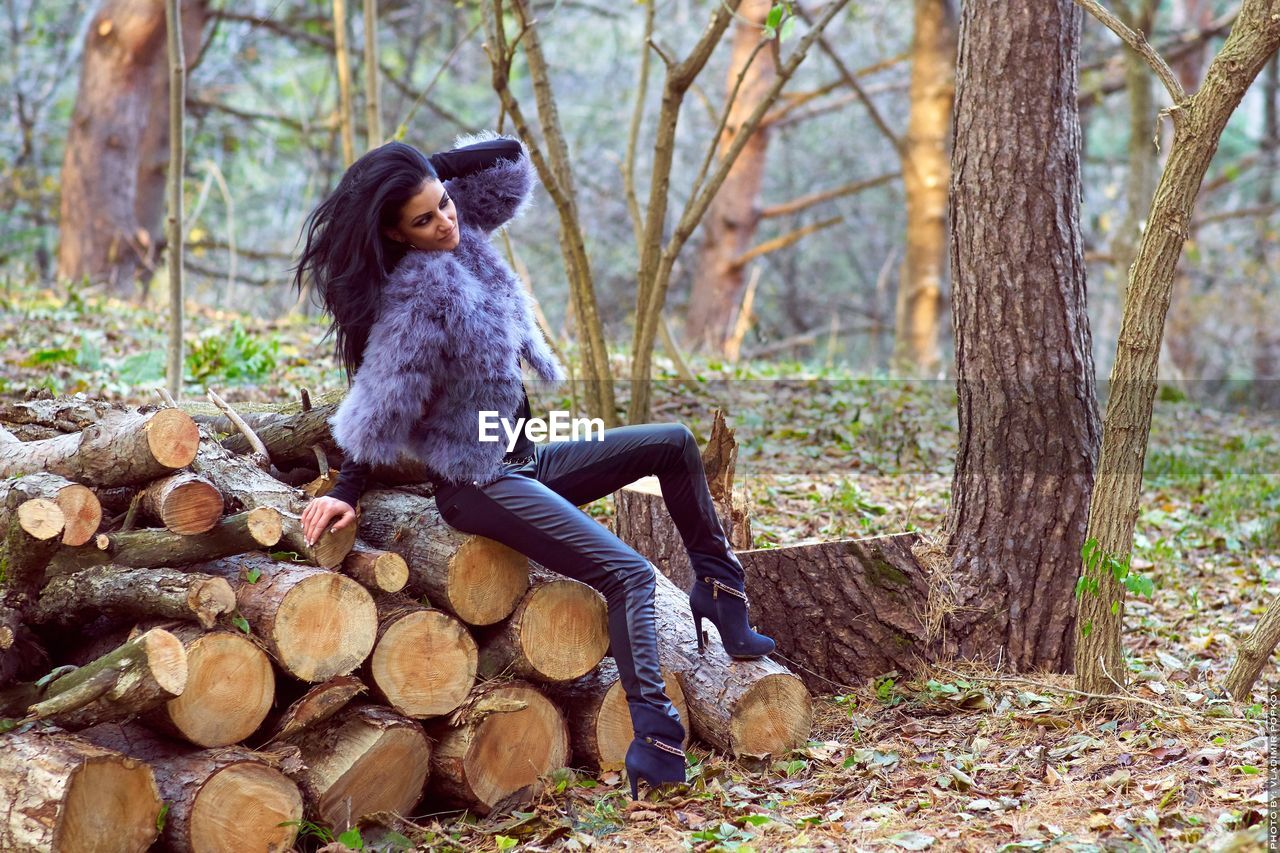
[325,139,535,509]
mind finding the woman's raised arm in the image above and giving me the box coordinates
[433,131,537,235]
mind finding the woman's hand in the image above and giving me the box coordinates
[301,496,357,547]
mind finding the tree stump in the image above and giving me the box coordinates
[477,567,609,684]
[545,659,688,771]
[284,703,432,830]
[356,490,529,626]
[426,680,569,816]
[366,593,477,719]
[0,726,161,852]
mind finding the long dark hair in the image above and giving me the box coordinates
[292,141,437,384]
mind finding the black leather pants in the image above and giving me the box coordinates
[430,422,745,738]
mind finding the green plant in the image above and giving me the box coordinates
[186,320,279,384]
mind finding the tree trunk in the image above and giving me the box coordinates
[683,0,777,354]
[355,489,529,625]
[365,592,477,718]
[426,680,569,816]
[944,0,1100,672]
[476,566,609,683]
[0,727,161,852]
[189,552,377,682]
[544,659,687,771]
[32,565,236,630]
[1075,1,1280,694]
[284,703,432,829]
[892,0,956,376]
[78,721,303,853]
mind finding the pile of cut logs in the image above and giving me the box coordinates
[0,391,813,853]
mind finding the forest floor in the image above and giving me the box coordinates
[2,282,1277,851]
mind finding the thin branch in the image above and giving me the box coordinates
[206,387,271,468]
[687,35,771,208]
[1192,201,1280,228]
[624,0,657,248]
[1073,0,1188,105]
[760,171,899,219]
[731,214,844,268]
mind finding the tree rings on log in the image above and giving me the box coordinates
[477,569,608,683]
[368,595,477,719]
[140,471,222,535]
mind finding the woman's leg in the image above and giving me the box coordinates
[434,464,683,740]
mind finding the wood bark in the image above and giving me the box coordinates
[1,627,187,730]
[1075,0,1280,693]
[139,623,275,747]
[652,568,811,758]
[944,0,1101,672]
[46,506,282,575]
[190,426,354,567]
[284,703,431,829]
[0,478,68,684]
[355,489,529,625]
[426,680,569,816]
[366,592,477,718]
[190,552,378,682]
[684,0,777,354]
[139,471,222,534]
[259,675,366,743]
[32,565,236,630]
[1224,591,1280,701]
[342,540,409,592]
[0,409,199,486]
[0,471,100,546]
[893,0,956,376]
[78,721,302,853]
[544,659,687,771]
[0,726,161,852]
[476,566,609,683]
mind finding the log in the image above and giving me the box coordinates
[32,565,236,630]
[342,540,409,593]
[737,533,933,691]
[189,425,354,568]
[366,592,476,718]
[46,506,283,575]
[0,471,100,546]
[0,393,135,438]
[356,489,529,626]
[140,623,275,748]
[426,680,569,815]
[284,703,432,829]
[651,568,812,759]
[476,567,609,683]
[0,477,66,683]
[190,552,378,682]
[0,627,188,730]
[0,408,199,485]
[544,659,688,771]
[139,471,223,534]
[260,675,366,743]
[79,722,303,853]
[0,726,161,852]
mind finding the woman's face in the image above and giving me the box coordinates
[385,178,460,252]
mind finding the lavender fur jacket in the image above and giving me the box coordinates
[328,132,566,489]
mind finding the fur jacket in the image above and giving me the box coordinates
[328,132,567,488]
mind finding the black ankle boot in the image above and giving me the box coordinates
[624,704,687,800]
[689,575,776,659]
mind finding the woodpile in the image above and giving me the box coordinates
[0,391,814,850]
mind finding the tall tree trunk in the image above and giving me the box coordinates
[332,0,356,166]
[944,0,1101,671]
[363,0,381,149]
[892,0,956,377]
[58,0,168,296]
[683,0,777,355]
[164,0,185,398]
[1074,0,1280,694]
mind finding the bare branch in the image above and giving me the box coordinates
[760,171,900,219]
[731,215,844,268]
[1073,0,1188,105]
[624,0,658,248]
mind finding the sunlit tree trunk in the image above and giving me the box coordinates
[164,0,185,398]
[683,0,777,354]
[944,0,1101,672]
[332,0,356,166]
[892,0,956,377]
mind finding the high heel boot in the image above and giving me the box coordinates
[623,703,687,800]
[689,556,775,660]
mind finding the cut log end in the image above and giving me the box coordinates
[593,668,687,771]
[17,497,65,540]
[344,549,409,593]
[447,537,529,626]
[371,610,477,718]
[518,579,609,682]
[159,480,223,535]
[141,627,189,698]
[55,484,101,546]
[188,577,237,629]
[61,753,162,853]
[246,506,283,547]
[146,408,201,469]
[274,573,378,682]
[162,631,275,747]
[308,520,357,569]
[190,762,303,853]
[730,673,813,759]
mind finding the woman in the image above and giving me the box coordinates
[293,132,775,799]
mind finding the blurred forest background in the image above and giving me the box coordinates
[1,0,1275,393]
